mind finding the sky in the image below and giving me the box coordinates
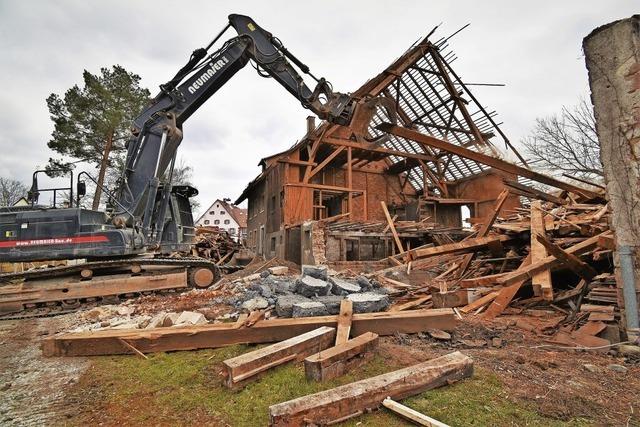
[0,0,636,216]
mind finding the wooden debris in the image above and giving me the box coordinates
[382,397,450,427]
[223,327,335,389]
[530,201,553,300]
[304,332,379,381]
[335,300,353,345]
[459,292,500,314]
[269,351,473,426]
[42,309,457,357]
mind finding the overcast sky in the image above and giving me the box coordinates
[0,1,636,215]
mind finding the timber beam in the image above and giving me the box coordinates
[376,123,600,199]
[269,351,473,426]
[42,309,456,357]
[324,136,440,164]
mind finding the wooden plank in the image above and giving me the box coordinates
[458,189,510,276]
[503,180,568,205]
[459,292,500,314]
[223,326,335,389]
[304,332,379,381]
[335,300,353,345]
[588,312,615,322]
[324,136,440,164]
[576,321,607,336]
[412,235,509,259]
[496,232,607,286]
[308,146,346,180]
[530,201,553,301]
[376,123,599,199]
[482,254,532,320]
[381,201,405,255]
[382,398,450,427]
[390,296,432,312]
[534,234,598,281]
[269,351,473,426]
[42,309,457,357]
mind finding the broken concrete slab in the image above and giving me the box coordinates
[302,265,328,281]
[313,295,344,315]
[175,311,207,326]
[275,295,311,317]
[295,276,331,297]
[292,302,329,318]
[329,277,361,295]
[347,292,390,313]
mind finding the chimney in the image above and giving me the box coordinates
[306,116,316,135]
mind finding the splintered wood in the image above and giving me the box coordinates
[269,351,473,426]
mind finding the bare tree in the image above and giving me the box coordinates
[0,178,28,207]
[522,98,603,181]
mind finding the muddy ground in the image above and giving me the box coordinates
[0,293,638,426]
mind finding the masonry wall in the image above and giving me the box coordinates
[584,15,640,335]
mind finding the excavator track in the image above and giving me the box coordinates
[0,257,223,318]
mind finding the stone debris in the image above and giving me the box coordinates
[329,277,361,295]
[313,295,344,315]
[302,265,329,281]
[275,295,311,318]
[295,276,331,297]
[241,296,269,311]
[268,266,289,276]
[291,301,329,318]
[347,293,390,313]
[175,311,208,326]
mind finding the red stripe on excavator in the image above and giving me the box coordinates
[0,235,109,248]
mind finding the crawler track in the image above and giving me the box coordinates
[0,257,222,318]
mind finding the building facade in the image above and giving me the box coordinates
[195,199,247,242]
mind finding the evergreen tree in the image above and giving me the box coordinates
[46,65,150,209]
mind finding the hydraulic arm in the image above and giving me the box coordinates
[115,15,356,247]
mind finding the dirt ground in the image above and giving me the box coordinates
[0,293,638,426]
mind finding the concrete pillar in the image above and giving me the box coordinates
[583,15,640,339]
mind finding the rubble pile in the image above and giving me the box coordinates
[230,265,390,317]
[192,226,241,263]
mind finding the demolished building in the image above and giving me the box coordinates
[236,33,592,266]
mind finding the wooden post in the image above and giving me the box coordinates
[381,201,404,255]
[530,201,553,300]
[335,299,353,345]
[584,15,640,338]
[347,146,353,219]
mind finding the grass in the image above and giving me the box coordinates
[66,346,595,426]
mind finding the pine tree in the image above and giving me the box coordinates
[46,65,150,209]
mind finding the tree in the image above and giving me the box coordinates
[46,65,150,210]
[522,98,603,181]
[0,178,28,207]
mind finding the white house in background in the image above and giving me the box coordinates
[195,198,247,242]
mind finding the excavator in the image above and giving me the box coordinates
[0,14,388,316]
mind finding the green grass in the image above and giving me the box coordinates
[69,346,594,426]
